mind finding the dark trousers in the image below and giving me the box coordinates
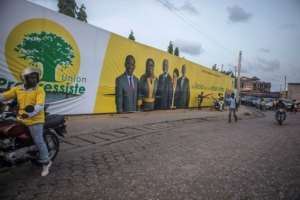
[228,108,237,123]
[198,99,203,110]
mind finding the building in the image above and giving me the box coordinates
[241,76,271,93]
[239,76,279,98]
[288,83,300,101]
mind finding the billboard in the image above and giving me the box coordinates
[0,0,233,115]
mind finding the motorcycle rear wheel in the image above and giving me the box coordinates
[44,130,59,161]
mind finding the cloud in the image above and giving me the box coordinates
[288,64,300,80]
[280,23,299,31]
[157,0,199,15]
[174,40,204,56]
[227,5,252,23]
[180,1,199,15]
[258,48,270,53]
[256,57,280,72]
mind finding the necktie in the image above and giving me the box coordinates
[129,76,133,88]
[181,78,184,88]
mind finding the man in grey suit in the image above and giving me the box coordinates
[115,55,139,113]
[156,59,173,109]
[176,64,190,108]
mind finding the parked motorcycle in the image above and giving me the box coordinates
[0,103,66,169]
[214,100,224,111]
[275,108,286,125]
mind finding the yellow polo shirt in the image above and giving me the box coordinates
[2,85,45,126]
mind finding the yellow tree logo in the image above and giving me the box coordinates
[5,18,80,83]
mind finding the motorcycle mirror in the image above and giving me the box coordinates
[25,105,35,113]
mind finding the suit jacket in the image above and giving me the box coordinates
[155,73,173,109]
[176,76,190,108]
[115,73,139,113]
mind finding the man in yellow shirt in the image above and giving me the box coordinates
[0,67,52,176]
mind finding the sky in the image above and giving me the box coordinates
[28,0,300,91]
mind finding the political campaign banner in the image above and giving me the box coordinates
[0,0,233,115]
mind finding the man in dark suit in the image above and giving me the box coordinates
[176,64,190,108]
[156,59,173,109]
[115,55,139,113]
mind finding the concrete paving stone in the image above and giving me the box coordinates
[1,108,299,200]
[90,133,114,141]
[139,124,162,130]
[60,141,76,151]
[65,136,93,146]
[75,134,107,144]
[112,127,145,135]
[98,130,127,138]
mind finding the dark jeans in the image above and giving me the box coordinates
[198,99,203,110]
[228,108,237,123]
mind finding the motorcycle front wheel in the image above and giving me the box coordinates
[44,130,59,161]
[31,130,59,166]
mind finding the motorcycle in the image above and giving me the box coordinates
[275,108,286,125]
[214,99,224,111]
[0,103,66,169]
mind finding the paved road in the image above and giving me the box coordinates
[1,110,300,200]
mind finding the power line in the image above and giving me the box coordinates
[156,0,284,86]
[156,0,236,57]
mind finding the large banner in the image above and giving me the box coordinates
[0,0,233,115]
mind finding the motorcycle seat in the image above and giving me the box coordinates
[44,115,65,129]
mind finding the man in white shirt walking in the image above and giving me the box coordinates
[227,93,238,123]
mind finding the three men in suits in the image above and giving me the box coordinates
[176,64,190,108]
[156,59,173,109]
[115,55,139,113]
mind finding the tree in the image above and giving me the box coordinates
[58,0,77,18]
[174,47,179,56]
[77,4,88,22]
[128,30,135,41]
[15,31,74,82]
[212,64,218,71]
[167,41,174,54]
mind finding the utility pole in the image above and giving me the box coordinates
[284,75,287,98]
[237,51,242,101]
[284,76,286,90]
[234,65,237,77]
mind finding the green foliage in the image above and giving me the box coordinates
[168,41,173,54]
[58,0,88,22]
[212,64,218,71]
[174,47,179,56]
[128,30,135,41]
[77,4,88,22]
[58,0,77,18]
[15,31,74,82]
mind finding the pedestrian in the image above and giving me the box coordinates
[291,99,297,114]
[227,93,238,123]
